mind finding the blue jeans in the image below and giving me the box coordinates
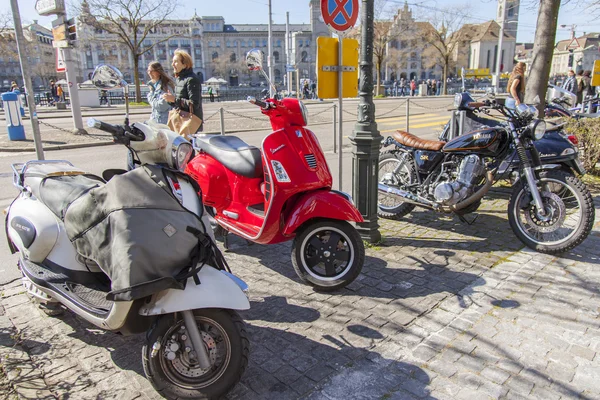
[505,97,517,110]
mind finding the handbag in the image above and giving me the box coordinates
[168,102,202,140]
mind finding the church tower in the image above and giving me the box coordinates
[310,0,329,39]
[497,0,520,40]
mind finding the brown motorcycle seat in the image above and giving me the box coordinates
[391,130,446,151]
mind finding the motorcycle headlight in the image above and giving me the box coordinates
[171,137,193,171]
[529,119,546,140]
[299,101,309,126]
[454,93,462,108]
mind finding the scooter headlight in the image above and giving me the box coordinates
[528,119,546,140]
[299,101,309,126]
[171,137,194,171]
[271,160,290,182]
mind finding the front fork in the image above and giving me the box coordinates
[510,123,547,216]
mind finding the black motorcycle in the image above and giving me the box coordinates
[378,98,595,254]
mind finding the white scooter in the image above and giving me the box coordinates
[4,65,250,400]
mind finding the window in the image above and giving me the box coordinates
[273,51,279,62]
[262,39,267,47]
[226,41,231,47]
[305,40,310,47]
[276,40,281,47]
[301,51,308,62]
[230,53,236,62]
[486,50,491,68]
[212,52,219,60]
[241,40,246,47]
[275,68,281,81]
[216,40,221,47]
[507,5,515,17]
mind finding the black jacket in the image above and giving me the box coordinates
[171,68,203,122]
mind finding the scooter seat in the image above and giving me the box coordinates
[194,135,263,179]
[392,130,446,151]
[38,174,105,220]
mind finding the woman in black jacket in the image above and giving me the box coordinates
[162,49,203,132]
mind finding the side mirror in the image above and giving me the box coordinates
[91,64,127,89]
[246,49,264,71]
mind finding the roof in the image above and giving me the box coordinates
[451,20,514,43]
[229,24,310,33]
[555,33,600,51]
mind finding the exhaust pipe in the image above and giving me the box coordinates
[378,183,437,209]
[447,170,494,212]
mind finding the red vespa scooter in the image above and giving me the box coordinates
[185,49,365,291]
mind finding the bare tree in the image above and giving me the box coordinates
[419,5,470,95]
[75,0,180,102]
[525,0,561,112]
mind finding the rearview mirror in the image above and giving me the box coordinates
[246,49,264,71]
[91,64,127,89]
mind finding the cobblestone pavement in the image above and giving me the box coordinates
[1,189,599,399]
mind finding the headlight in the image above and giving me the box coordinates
[299,101,309,126]
[454,93,462,108]
[171,137,193,171]
[271,160,290,182]
[529,120,546,140]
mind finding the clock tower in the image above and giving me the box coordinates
[310,0,330,40]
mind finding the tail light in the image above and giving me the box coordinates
[567,135,579,145]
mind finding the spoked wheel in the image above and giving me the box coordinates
[507,170,595,254]
[378,151,417,219]
[291,220,365,291]
[143,309,249,400]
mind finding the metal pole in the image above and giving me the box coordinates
[219,107,225,135]
[406,98,410,131]
[296,69,300,99]
[349,0,382,243]
[338,36,344,192]
[494,0,506,93]
[267,0,274,97]
[9,0,44,160]
[63,47,86,134]
[286,12,291,95]
[333,103,337,153]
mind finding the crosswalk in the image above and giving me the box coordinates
[376,113,450,133]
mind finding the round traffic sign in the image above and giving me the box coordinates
[321,0,359,33]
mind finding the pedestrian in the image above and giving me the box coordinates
[100,89,108,105]
[303,81,310,99]
[208,86,215,102]
[49,80,58,105]
[163,49,203,134]
[505,62,527,110]
[580,70,592,112]
[146,61,174,124]
[393,79,398,97]
[56,84,64,102]
[399,78,406,96]
[11,81,19,92]
[410,79,416,96]
[563,69,577,96]
[575,70,586,108]
[310,81,317,99]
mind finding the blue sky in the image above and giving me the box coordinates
[3,0,598,44]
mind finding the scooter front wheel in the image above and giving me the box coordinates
[142,309,249,400]
[291,220,365,291]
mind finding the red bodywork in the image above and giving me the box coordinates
[185,97,363,245]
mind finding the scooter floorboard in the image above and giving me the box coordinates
[20,259,112,317]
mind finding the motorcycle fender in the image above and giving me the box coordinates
[283,191,364,236]
[138,267,250,316]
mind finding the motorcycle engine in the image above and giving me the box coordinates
[434,155,485,205]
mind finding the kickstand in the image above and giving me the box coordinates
[223,232,230,250]
[456,213,479,225]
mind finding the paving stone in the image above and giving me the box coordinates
[570,344,596,361]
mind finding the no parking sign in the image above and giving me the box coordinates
[321,0,359,33]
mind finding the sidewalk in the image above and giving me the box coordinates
[1,189,599,399]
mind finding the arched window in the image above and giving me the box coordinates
[273,51,279,62]
[275,69,281,81]
[226,41,231,48]
[262,39,267,47]
[301,51,308,62]
[230,53,236,62]
[276,40,281,47]
[212,52,219,60]
[241,40,246,47]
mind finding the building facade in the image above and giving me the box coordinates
[76,0,329,85]
[496,0,520,41]
[0,21,58,90]
[550,33,600,76]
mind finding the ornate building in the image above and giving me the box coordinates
[551,33,600,76]
[76,0,329,85]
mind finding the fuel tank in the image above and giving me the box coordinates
[443,127,509,157]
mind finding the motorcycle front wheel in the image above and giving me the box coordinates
[142,309,249,400]
[291,220,365,291]
[507,170,595,254]
[377,151,417,219]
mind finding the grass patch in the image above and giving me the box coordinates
[581,173,600,194]
[129,101,149,106]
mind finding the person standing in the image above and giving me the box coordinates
[208,86,215,102]
[50,80,58,105]
[399,78,406,96]
[163,49,203,133]
[505,62,527,110]
[56,84,64,102]
[146,61,174,124]
[392,79,398,97]
[410,79,416,96]
[563,69,577,95]
[575,70,585,107]
[580,70,592,112]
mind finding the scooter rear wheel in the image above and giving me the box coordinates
[142,309,249,399]
[291,220,365,291]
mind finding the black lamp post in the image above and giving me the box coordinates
[349,0,382,243]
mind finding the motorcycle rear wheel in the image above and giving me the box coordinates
[377,151,417,219]
[507,170,594,254]
[291,220,365,291]
[143,309,249,400]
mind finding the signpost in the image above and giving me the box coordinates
[56,48,66,72]
[35,0,65,16]
[592,60,600,87]
[318,0,360,192]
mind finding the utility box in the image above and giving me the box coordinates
[419,83,428,96]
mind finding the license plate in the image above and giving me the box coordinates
[575,158,586,174]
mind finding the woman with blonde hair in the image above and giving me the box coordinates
[162,49,203,133]
[146,61,174,124]
[505,62,526,110]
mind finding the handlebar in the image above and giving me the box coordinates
[247,96,272,109]
[87,118,144,142]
